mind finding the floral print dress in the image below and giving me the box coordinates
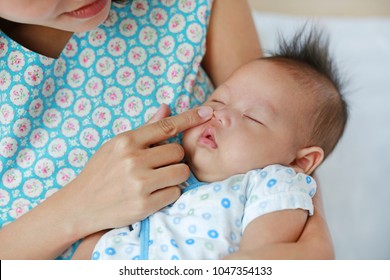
[0,0,214,259]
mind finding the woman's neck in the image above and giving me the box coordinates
[0,18,73,58]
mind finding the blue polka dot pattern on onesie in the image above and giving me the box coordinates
[92,165,317,259]
[221,198,231,208]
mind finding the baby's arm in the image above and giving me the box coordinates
[72,230,107,260]
[224,209,308,260]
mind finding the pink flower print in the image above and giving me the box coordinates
[40,166,49,176]
[24,184,33,194]
[43,109,61,128]
[12,87,24,99]
[152,63,160,71]
[66,122,75,131]
[136,2,145,10]
[178,100,187,109]
[72,153,84,165]
[142,30,154,42]
[85,133,94,142]
[138,80,152,91]
[59,95,68,104]
[125,23,134,32]
[29,129,48,148]
[18,123,27,133]
[162,90,169,99]
[74,99,91,115]
[109,92,117,101]
[0,76,7,87]
[53,143,62,153]
[10,54,22,66]
[34,102,42,110]
[25,66,43,86]
[110,41,122,53]
[92,108,111,127]
[5,142,14,153]
[171,70,178,79]
[44,81,52,92]
[188,79,195,88]
[23,153,31,162]
[98,61,106,69]
[171,21,179,29]
[0,140,15,158]
[155,13,162,21]
[33,133,41,142]
[15,206,23,215]
[128,102,135,110]
[16,149,36,168]
[56,90,74,109]
[66,43,74,52]
[95,33,102,40]
[133,53,140,60]
[184,49,190,57]
[86,81,100,95]
[2,108,10,118]
[36,159,54,178]
[48,112,56,121]
[55,64,63,73]
[126,101,140,113]
[78,103,85,111]
[120,123,127,131]
[29,70,38,83]
[71,72,80,82]
[61,173,70,182]
[123,71,131,78]
[98,112,106,121]
[181,0,192,8]
[9,198,30,218]
[5,173,15,184]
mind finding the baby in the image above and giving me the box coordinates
[73,27,348,260]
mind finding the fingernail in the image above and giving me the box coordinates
[197,106,213,118]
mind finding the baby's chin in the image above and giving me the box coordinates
[190,164,235,183]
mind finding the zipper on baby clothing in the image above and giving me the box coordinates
[139,217,150,260]
[182,172,205,193]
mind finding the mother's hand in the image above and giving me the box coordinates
[70,105,214,235]
[0,105,213,259]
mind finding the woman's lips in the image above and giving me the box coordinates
[198,126,218,149]
[65,0,108,19]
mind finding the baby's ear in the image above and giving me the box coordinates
[289,146,324,175]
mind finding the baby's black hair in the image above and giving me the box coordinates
[265,25,348,159]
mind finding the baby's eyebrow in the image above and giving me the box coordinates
[215,84,231,100]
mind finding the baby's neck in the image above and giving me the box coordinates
[0,19,72,58]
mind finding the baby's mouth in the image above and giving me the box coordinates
[198,126,218,149]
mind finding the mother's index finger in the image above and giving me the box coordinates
[135,106,213,147]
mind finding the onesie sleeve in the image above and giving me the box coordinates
[241,164,317,231]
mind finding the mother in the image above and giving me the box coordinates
[0,0,332,259]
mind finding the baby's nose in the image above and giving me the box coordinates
[213,108,232,126]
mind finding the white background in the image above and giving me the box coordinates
[252,12,390,259]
